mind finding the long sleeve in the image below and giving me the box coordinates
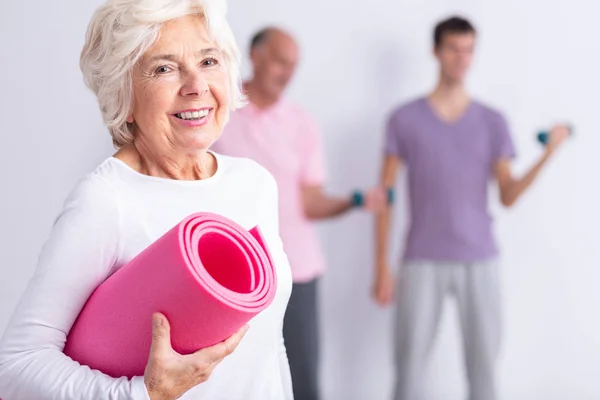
[256,165,294,400]
[0,175,150,400]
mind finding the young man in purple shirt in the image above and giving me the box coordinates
[373,17,570,400]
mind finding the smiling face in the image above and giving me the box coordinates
[129,14,230,155]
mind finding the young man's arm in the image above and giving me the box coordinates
[495,125,570,207]
[372,154,402,306]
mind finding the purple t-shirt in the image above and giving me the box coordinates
[384,97,515,262]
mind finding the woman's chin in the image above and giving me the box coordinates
[178,136,218,154]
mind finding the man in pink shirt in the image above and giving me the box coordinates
[212,27,384,400]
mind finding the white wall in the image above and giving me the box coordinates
[1,1,598,399]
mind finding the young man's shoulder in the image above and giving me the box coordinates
[472,99,507,122]
[388,96,426,122]
[392,96,425,113]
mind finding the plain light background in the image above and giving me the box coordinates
[0,0,598,399]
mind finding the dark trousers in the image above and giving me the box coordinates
[283,278,320,400]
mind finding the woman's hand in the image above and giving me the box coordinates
[144,313,248,400]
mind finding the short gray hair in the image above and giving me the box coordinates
[80,0,246,148]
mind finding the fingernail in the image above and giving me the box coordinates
[153,314,162,328]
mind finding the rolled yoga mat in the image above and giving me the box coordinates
[63,212,278,378]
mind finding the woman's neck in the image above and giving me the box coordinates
[114,142,216,181]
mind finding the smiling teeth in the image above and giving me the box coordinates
[176,109,209,120]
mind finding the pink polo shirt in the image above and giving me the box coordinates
[212,99,327,283]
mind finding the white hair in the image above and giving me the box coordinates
[80,0,246,148]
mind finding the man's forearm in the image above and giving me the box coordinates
[375,206,392,271]
[304,194,353,219]
[502,152,551,206]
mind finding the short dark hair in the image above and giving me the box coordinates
[250,28,272,50]
[434,16,476,48]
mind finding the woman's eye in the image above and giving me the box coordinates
[155,66,171,74]
[202,57,219,67]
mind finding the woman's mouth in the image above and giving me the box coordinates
[174,109,210,121]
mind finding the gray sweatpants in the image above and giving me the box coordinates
[394,260,502,400]
[283,279,320,400]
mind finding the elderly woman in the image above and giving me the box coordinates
[0,0,293,399]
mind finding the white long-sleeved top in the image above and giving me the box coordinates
[0,152,294,400]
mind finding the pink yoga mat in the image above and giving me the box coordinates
[63,212,277,378]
